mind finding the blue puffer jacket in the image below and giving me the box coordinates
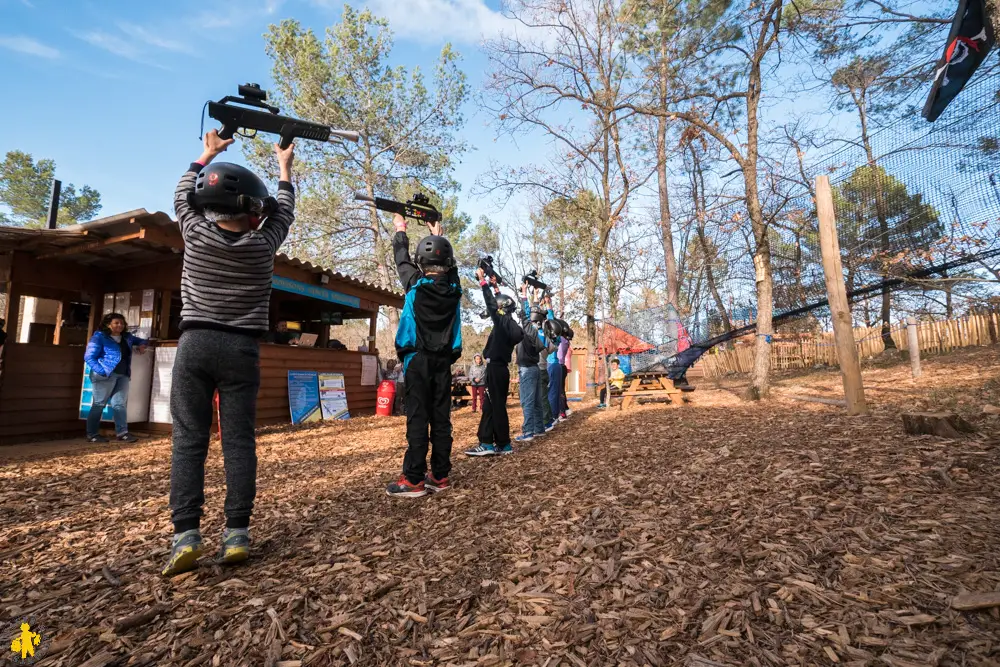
[84,331,147,378]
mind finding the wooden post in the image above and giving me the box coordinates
[816,175,869,416]
[53,298,70,345]
[157,290,172,339]
[88,291,104,339]
[906,316,921,378]
[368,308,378,354]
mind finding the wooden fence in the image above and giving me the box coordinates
[700,311,1000,378]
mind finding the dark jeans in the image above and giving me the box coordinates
[477,363,511,446]
[547,362,563,419]
[402,352,453,484]
[470,385,485,411]
[169,329,261,532]
[537,365,552,427]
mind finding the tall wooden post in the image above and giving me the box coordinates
[816,175,869,416]
[368,308,379,354]
[906,316,921,378]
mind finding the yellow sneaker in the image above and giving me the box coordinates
[219,528,250,565]
[161,530,203,576]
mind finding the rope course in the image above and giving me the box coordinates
[606,70,1000,379]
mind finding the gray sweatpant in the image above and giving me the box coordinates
[169,329,261,532]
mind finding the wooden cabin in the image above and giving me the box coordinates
[0,210,403,444]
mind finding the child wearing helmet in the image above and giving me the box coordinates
[163,130,296,576]
[385,213,463,498]
[465,269,524,457]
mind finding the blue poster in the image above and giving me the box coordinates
[288,371,322,424]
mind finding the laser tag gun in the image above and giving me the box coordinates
[204,83,361,149]
[522,269,549,299]
[478,253,505,286]
[353,192,442,225]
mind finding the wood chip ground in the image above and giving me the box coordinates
[2,349,1000,666]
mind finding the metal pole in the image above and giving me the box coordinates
[46,179,61,229]
[906,316,922,378]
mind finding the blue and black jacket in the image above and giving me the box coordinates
[84,330,148,378]
[393,231,463,371]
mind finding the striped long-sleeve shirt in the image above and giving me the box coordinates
[173,163,295,335]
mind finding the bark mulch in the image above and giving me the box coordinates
[2,349,999,666]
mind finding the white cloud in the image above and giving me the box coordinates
[74,20,194,69]
[116,22,190,53]
[362,0,512,45]
[0,35,59,59]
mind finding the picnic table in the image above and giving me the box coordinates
[616,371,695,409]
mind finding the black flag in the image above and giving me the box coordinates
[922,0,996,122]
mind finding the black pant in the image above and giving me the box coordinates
[403,352,453,484]
[170,329,261,532]
[561,365,570,412]
[477,363,511,446]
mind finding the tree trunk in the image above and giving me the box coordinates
[858,98,896,350]
[657,18,679,310]
[745,63,773,401]
[585,269,599,399]
[699,223,731,333]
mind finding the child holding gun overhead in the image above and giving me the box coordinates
[385,213,463,497]
[466,272,523,457]
[164,130,295,576]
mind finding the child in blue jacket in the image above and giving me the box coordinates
[386,213,463,498]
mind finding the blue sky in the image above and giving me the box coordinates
[0,0,535,226]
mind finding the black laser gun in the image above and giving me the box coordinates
[523,269,548,292]
[478,254,504,286]
[353,192,442,224]
[206,83,361,149]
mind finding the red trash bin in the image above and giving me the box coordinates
[376,380,396,417]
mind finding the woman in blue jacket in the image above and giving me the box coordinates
[84,312,148,443]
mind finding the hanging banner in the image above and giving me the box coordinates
[922,0,995,121]
[288,370,322,424]
[319,372,350,420]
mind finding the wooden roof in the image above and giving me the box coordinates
[0,211,403,308]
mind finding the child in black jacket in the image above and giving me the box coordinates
[465,268,523,457]
[385,214,463,498]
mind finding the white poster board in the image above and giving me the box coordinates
[318,372,350,420]
[103,294,115,315]
[149,347,177,424]
[361,354,377,386]
[115,292,131,313]
[141,289,156,312]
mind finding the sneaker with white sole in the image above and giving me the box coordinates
[465,443,498,457]
[514,433,534,443]
[386,476,429,497]
[497,443,514,455]
[424,473,450,493]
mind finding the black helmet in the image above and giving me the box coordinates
[495,294,516,314]
[530,306,546,324]
[559,319,575,340]
[188,162,276,216]
[542,318,558,339]
[415,235,455,268]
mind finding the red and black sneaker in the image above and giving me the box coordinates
[424,473,450,493]
[386,476,428,498]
